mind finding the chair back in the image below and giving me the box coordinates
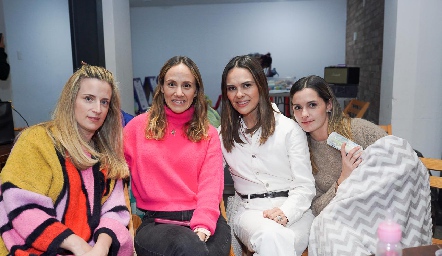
[343,99,370,118]
[379,124,392,135]
[212,94,222,110]
[420,157,442,244]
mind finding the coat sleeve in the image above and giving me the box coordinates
[94,179,133,256]
[279,122,316,223]
[0,126,73,254]
[190,127,224,234]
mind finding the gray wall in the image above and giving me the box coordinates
[346,0,384,124]
[103,0,135,115]
[2,0,439,160]
[130,0,347,103]
[1,0,73,128]
[0,0,135,126]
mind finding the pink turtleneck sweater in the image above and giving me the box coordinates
[123,106,223,234]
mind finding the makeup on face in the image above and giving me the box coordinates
[161,63,197,114]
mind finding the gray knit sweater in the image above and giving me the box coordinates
[309,118,387,216]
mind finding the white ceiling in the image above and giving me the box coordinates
[129,0,304,8]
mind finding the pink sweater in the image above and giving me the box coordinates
[123,107,223,234]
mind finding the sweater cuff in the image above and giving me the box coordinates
[94,227,119,256]
[94,218,133,256]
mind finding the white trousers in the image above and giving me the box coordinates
[231,195,314,256]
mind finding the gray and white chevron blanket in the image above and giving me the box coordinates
[309,135,432,256]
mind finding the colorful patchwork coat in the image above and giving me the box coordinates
[0,126,133,255]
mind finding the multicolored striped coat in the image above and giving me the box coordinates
[0,126,133,255]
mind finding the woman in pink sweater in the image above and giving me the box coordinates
[124,56,231,256]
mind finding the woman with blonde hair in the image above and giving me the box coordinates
[124,56,231,256]
[0,64,133,255]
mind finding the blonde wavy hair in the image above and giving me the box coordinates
[220,55,276,153]
[145,56,209,142]
[290,75,352,173]
[44,64,129,179]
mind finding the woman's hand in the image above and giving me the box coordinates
[81,245,109,256]
[338,142,363,185]
[263,207,288,226]
[81,233,111,256]
[60,234,92,255]
[195,231,207,242]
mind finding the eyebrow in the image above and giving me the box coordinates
[81,94,110,100]
[165,79,194,84]
[292,100,317,105]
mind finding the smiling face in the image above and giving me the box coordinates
[226,67,260,126]
[160,63,197,114]
[74,78,112,142]
[291,88,332,141]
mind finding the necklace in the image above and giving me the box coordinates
[171,129,176,136]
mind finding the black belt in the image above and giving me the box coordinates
[237,190,289,200]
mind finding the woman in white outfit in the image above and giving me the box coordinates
[219,55,315,256]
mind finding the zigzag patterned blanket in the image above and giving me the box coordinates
[308,135,432,256]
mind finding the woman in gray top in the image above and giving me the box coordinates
[289,75,387,216]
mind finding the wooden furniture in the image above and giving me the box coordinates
[269,89,291,117]
[401,244,441,256]
[379,124,392,135]
[212,94,222,110]
[219,199,236,256]
[370,244,441,256]
[343,99,370,118]
[14,127,26,132]
[0,142,13,171]
[420,157,442,245]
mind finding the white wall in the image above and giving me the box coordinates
[2,0,73,127]
[379,0,397,125]
[382,0,442,158]
[130,0,347,103]
[103,0,135,115]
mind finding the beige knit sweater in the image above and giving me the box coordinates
[309,118,387,216]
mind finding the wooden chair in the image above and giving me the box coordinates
[343,99,370,118]
[212,94,222,110]
[379,124,392,135]
[419,157,442,244]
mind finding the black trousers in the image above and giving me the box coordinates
[135,209,231,256]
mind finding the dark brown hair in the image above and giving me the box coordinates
[220,55,276,152]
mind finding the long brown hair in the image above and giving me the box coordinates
[145,56,209,142]
[290,75,352,173]
[47,64,128,179]
[220,55,276,152]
